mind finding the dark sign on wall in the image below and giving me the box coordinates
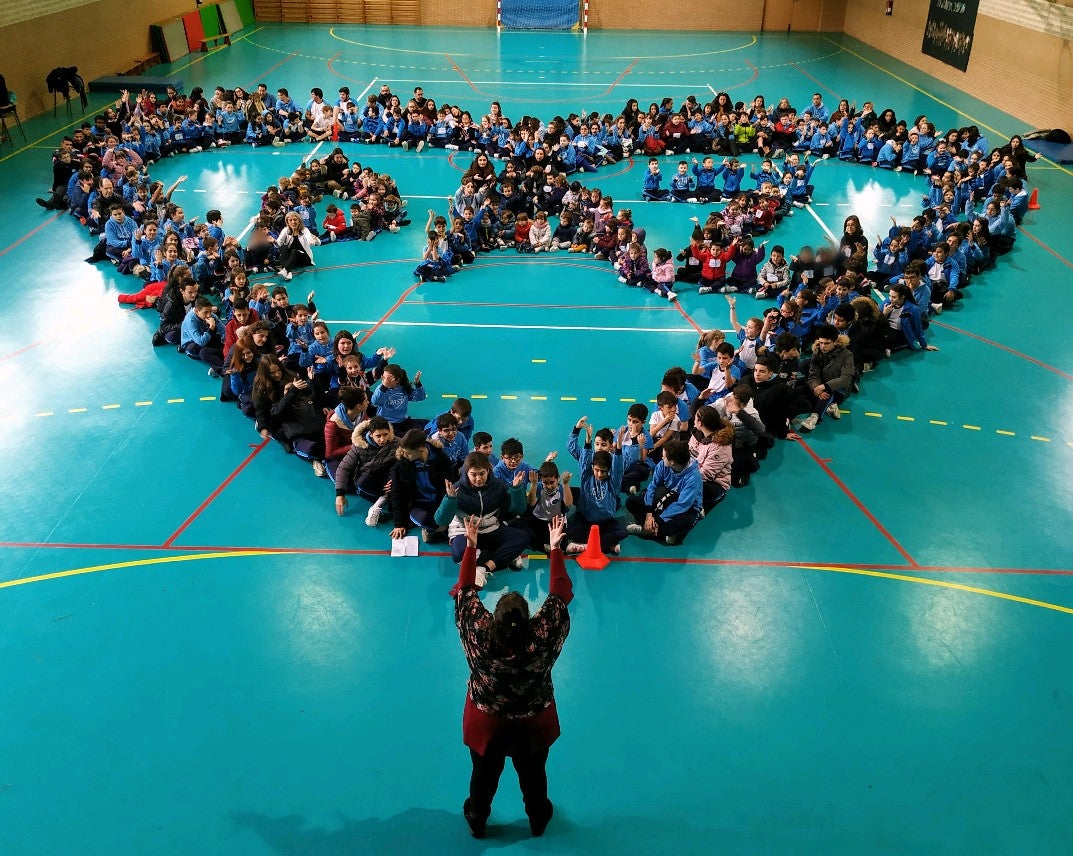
[921,0,980,71]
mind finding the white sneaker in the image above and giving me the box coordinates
[719,285,737,294]
[698,286,714,295]
[793,200,805,208]
[329,232,337,241]
[401,141,409,151]
[445,144,459,151]
[862,362,875,373]
[365,496,387,527]
[280,269,292,281]
[271,139,285,148]
[312,460,327,478]
[563,542,586,555]
[474,566,491,588]
[799,413,819,432]
[617,276,627,283]
[687,197,698,203]
[931,302,944,315]
[666,290,678,301]
[510,555,529,570]
[416,140,425,152]
[827,402,842,420]
[626,523,645,536]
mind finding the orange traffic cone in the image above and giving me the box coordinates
[1027,187,1041,210]
[332,120,339,143]
[575,524,610,571]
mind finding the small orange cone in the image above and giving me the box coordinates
[575,524,610,571]
[332,120,339,143]
[1028,187,1041,210]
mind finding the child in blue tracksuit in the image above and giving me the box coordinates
[669,161,696,202]
[691,156,719,201]
[787,161,816,207]
[750,159,779,190]
[714,157,745,199]
[492,437,538,489]
[565,418,627,554]
[642,158,669,201]
[624,439,703,546]
[876,139,902,169]
[370,364,426,432]
[180,297,226,374]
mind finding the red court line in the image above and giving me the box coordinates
[3,540,1071,576]
[356,281,422,347]
[1016,224,1073,270]
[0,341,42,363]
[673,299,705,334]
[445,54,479,93]
[407,300,678,312]
[726,59,760,91]
[788,61,841,101]
[0,213,61,259]
[932,321,1073,382]
[244,52,299,93]
[603,58,639,96]
[795,437,920,568]
[162,440,270,547]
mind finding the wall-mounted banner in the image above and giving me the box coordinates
[922,0,981,71]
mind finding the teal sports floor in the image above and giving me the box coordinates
[1,24,1072,855]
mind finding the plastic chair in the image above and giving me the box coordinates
[0,75,26,145]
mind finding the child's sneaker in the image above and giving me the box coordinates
[698,286,714,295]
[827,402,842,420]
[312,460,327,478]
[666,290,678,301]
[401,141,410,151]
[718,285,737,294]
[799,413,819,432]
[626,523,645,536]
[474,566,491,588]
[365,496,387,527]
[563,542,586,555]
[510,555,529,570]
[416,140,425,152]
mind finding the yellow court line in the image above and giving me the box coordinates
[561,396,578,401]
[996,429,1015,437]
[896,415,914,421]
[0,551,289,591]
[1031,436,1051,442]
[930,420,948,426]
[471,394,488,399]
[865,411,883,418]
[167,398,184,404]
[440,393,456,398]
[531,359,547,363]
[531,395,547,401]
[500,395,517,400]
[590,397,607,402]
[823,36,1073,179]
[3,553,1070,617]
[798,564,1073,617]
[963,424,981,431]
[68,408,87,414]
[102,404,120,410]
[199,396,216,401]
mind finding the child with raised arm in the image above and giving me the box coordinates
[436,452,530,576]
[564,417,627,555]
[512,462,574,552]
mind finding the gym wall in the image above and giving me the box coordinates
[0,0,190,120]
[844,0,1073,132]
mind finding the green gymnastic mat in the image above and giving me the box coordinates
[233,0,255,27]
[152,17,190,64]
[218,0,244,35]
[200,4,224,39]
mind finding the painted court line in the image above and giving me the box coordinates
[2,540,1070,577]
[796,438,920,568]
[932,322,1073,383]
[331,320,698,334]
[3,551,1071,616]
[163,440,270,547]
[0,213,61,258]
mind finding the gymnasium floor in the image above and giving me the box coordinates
[1,25,1071,855]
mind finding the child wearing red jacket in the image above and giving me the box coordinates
[693,234,739,295]
[320,203,348,241]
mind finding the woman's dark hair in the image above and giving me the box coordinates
[252,354,288,401]
[332,329,355,360]
[493,592,531,652]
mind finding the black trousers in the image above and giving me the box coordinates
[468,733,551,823]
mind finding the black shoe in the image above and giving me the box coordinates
[529,801,553,837]
[36,197,54,210]
[151,330,166,346]
[462,799,486,839]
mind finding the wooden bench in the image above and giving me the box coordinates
[124,53,160,76]
[200,33,232,51]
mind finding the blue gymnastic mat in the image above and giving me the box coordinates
[1023,137,1073,164]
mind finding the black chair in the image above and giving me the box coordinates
[46,67,86,119]
[0,74,26,146]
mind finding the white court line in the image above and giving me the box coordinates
[804,203,839,243]
[365,79,630,87]
[356,77,377,102]
[322,320,699,333]
[302,141,324,166]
